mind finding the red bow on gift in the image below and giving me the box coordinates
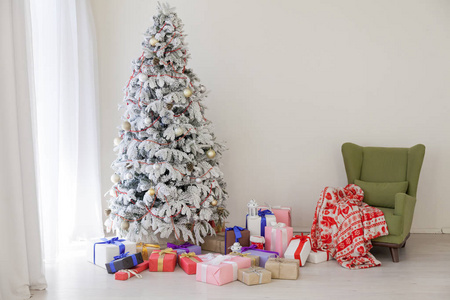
[290,233,311,266]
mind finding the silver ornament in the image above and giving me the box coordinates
[199,85,206,93]
[114,137,122,146]
[138,73,148,82]
[174,127,184,137]
[144,117,152,125]
[125,173,133,180]
[153,164,161,170]
[195,178,202,184]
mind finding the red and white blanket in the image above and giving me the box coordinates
[310,184,389,269]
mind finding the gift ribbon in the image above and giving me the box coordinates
[156,248,176,272]
[226,226,245,242]
[241,244,279,257]
[200,255,232,283]
[248,267,263,284]
[137,243,160,259]
[257,209,274,237]
[93,237,125,264]
[290,234,311,266]
[167,242,193,253]
[180,252,201,263]
[311,249,331,261]
[117,269,143,279]
[230,252,257,267]
[269,222,288,254]
[108,252,138,273]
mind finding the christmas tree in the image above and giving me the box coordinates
[105,3,229,244]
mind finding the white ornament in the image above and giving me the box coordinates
[174,127,184,137]
[230,242,242,253]
[111,174,120,184]
[138,73,148,82]
[153,164,161,170]
[109,189,116,197]
[199,85,206,93]
[113,137,122,146]
[195,178,202,184]
[125,173,133,180]
[144,117,152,125]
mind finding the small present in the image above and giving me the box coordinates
[149,248,177,272]
[246,209,276,237]
[106,252,144,274]
[136,243,160,261]
[307,249,333,264]
[265,258,299,280]
[225,226,250,254]
[167,242,202,256]
[196,255,252,286]
[258,205,292,227]
[229,252,260,267]
[115,260,149,280]
[284,234,311,267]
[179,252,203,275]
[264,222,293,258]
[241,246,279,267]
[201,234,225,254]
[88,237,136,269]
[238,267,272,286]
[250,236,265,249]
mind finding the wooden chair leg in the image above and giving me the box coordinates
[402,242,406,248]
[389,247,399,262]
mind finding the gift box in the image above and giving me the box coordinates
[284,234,311,267]
[88,237,136,269]
[265,258,299,280]
[246,209,276,237]
[136,243,160,261]
[229,252,260,267]
[238,267,272,286]
[167,242,202,256]
[307,249,333,264]
[241,246,279,267]
[179,252,203,275]
[225,226,250,254]
[201,233,225,254]
[250,236,265,249]
[258,205,292,227]
[264,222,293,258]
[115,260,149,280]
[106,252,144,274]
[149,248,177,272]
[196,255,252,286]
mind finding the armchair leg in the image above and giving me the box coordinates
[389,247,399,262]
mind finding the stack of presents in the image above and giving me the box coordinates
[88,200,332,286]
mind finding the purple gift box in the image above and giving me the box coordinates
[167,242,202,256]
[242,245,278,267]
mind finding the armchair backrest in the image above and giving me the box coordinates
[341,143,425,197]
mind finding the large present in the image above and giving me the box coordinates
[201,233,225,254]
[250,236,265,249]
[307,249,333,264]
[115,260,149,280]
[265,258,299,280]
[238,267,272,286]
[167,242,202,256]
[136,243,160,261]
[241,245,279,267]
[225,226,250,254]
[264,222,293,258]
[258,205,292,227]
[88,237,136,269]
[196,255,252,286]
[149,248,177,272]
[229,252,260,267]
[179,252,203,275]
[106,252,143,274]
[284,234,311,267]
[246,209,276,237]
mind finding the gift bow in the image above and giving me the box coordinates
[108,252,138,273]
[180,252,201,263]
[270,221,286,228]
[203,255,232,266]
[290,234,311,266]
[258,209,274,237]
[248,267,264,284]
[117,269,142,279]
[226,226,245,242]
[241,244,279,256]
[113,251,130,261]
[93,237,125,264]
[156,248,176,272]
[230,252,249,257]
[167,242,193,253]
[137,243,160,260]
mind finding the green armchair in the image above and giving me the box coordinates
[341,143,425,262]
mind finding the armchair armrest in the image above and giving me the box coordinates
[394,193,417,236]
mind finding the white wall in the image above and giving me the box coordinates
[91,0,450,233]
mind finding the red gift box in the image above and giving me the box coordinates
[149,248,177,272]
[115,261,149,280]
[179,252,203,275]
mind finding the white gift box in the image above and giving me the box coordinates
[246,214,276,237]
[307,250,333,264]
[87,237,137,269]
[284,235,311,267]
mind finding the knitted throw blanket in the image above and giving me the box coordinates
[310,184,389,269]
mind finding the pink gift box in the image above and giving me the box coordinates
[258,206,292,227]
[196,255,252,286]
[264,223,293,258]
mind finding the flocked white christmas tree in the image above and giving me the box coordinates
[104,3,228,244]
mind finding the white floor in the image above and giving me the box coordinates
[31,234,450,300]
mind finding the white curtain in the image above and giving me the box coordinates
[30,0,104,263]
[0,0,47,299]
